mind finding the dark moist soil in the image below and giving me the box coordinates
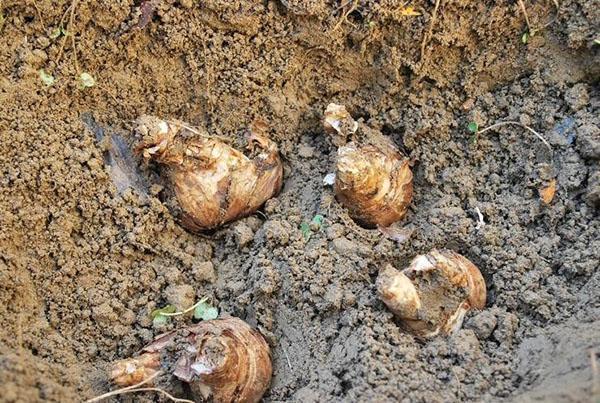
[1,1,599,402]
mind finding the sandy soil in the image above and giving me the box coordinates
[0,1,598,402]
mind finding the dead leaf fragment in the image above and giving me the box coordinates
[398,6,421,16]
[378,224,414,244]
[540,179,557,204]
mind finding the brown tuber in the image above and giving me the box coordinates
[109,317,272,403]
[135,116,283,231]
[323,104,413,228]
[376,250,486,339]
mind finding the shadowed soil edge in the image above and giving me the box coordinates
[0,1,598,402]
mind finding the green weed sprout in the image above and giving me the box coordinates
[78,72,96,89]
[467,121,479,144]
[39,69,55,86]
[150,297,218,326]
[301,214,325,241]
[193,300,218,321]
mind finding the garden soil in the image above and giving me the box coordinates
[0,1,598,402]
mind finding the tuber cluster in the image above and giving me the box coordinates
[104,106,490,401]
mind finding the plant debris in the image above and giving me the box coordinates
[540,179,557,205]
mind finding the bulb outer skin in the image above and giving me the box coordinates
[108,318,272,403]
[323,103,413,228]
[334,142,413,228]
[173,318,272,403]
[376,250,486,339]
[136,116,283,231]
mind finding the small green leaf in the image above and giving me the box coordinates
[152,314,169,327]
[311,214,324,226]
[49,27,61,39]
[467,121,479,133]
[310,214,325,232]
[521,32,529,44]
[202,307,218,320]
[39,69,55,86]
[193,301,218,321]
[300,222,311,241]
[78,72,96,89]
[150,304,176,319]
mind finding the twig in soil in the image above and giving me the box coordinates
[54,0,80,73]
[136,1,155,30]
[474,206,485,230]
[30,1,46,27]
[333,0,358,32]
[17,314,24,355]
[419,0,442,63]
[166,120,232,143]
[517,0,560,37]
[476,121,552,152]
[69,1,79,74]
[282,345,293,370]
[517,0,532,34]
[55,0,76,68]
[85,371,194,403]
[591,349,599,398]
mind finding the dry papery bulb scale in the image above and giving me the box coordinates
[323,103,413,229]
[376,250,486,340]
[110,317,273,403]
[135,116,283,231]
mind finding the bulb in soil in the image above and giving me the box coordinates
[109,318,272,403]
[323,103,413,228]
[376,250,486,339]
[135,116,283,231]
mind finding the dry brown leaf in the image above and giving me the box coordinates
[540,179,557,204]
[398,6,421,16]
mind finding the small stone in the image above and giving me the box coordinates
[576,124,600,160]
[564,83,589,111]
[343,291,356,307]
[298,145,315,158]
[37,36,51,48]
[120,309,137,326]
[263,198,280,214]
[193,261,216,283]
[232,222,254,247]
[180,0,193,8]
[162,266,182,284]
[332,237,356,254]
[323,284,343,311]
[149,184,164,195]
[326,223,345,240]
[164,284,195,311]
[92,302,118,326]
[263,219,290,245]
[585,170,600,208]
[493,312,519,344]
[465,310,498,340]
